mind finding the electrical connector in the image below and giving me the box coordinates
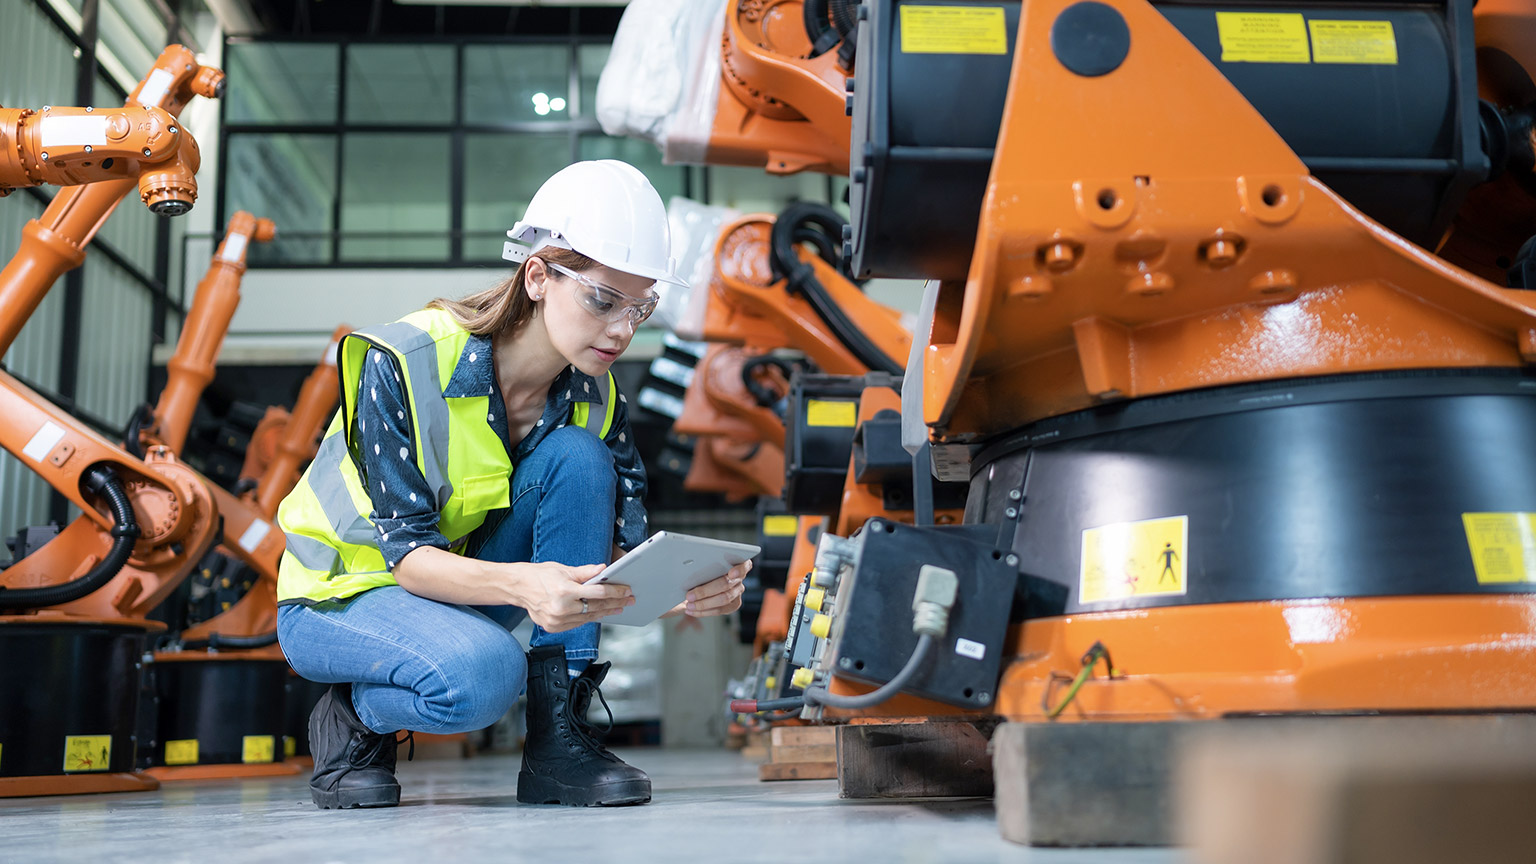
[911,564,958,637]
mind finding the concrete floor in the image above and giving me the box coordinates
[2,748,1188,864]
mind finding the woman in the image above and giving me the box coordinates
[275,160,749,810]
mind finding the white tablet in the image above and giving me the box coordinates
[587,531,761,626]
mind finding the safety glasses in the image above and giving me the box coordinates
[544,261,659,330]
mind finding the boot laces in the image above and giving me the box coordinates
[565,675,616,755]
[347,730,413,768]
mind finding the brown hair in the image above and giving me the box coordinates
[426,247,598,338]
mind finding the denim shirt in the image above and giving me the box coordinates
[356,333,648,569]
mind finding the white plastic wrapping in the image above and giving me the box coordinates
[597,0,726,165]
[657,196,739,338]
[594,621,665,723]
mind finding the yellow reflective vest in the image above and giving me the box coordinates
[276,308,615,605]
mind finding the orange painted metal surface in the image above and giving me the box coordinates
[706,216,910,374]
[918,0,1536,443]
[709,0,851,174]
[996,596,1536,721]
[141,762,302,782]
[0,773,158,797]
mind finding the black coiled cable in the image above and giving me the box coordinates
[0,465,140,610]
[769,202,903,375]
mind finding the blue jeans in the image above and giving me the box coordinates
[277,426,615,734]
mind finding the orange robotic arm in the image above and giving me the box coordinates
[0,104,190,206]
[150,211,276,454]
[0,47,224,622]
[710,0,852,174]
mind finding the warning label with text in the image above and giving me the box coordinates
[1216,12,1311,63]
[1463,513,1536,584]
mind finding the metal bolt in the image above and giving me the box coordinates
[1005,507,1019,519]
[977,691,991,703]
[1008,489,1022,501]
[1042,242,1077,273]
[1005,554,1019,566]
[84,145,92,153]
[85,106,93,112]
[169,125,178,134]
[1204,239,1238,267]
[40,152,48,161]
[142,148,152,156]
[839,657,853,669]
[42,105,50,111]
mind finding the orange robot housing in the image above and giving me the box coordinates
[788,0,1536,728]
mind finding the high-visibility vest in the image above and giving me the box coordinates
[276,307,616,605]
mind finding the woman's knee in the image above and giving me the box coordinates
[420,630,527,732]
[533,426,615,491]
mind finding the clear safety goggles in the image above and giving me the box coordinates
[545,261,659,330]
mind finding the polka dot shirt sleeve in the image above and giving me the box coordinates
[358,347,449,569]
[604,389,650,552]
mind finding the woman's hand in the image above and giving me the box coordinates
[670,559,752,619]
[515,562,634,633]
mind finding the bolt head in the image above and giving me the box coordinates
[1008,489,1022,501]
[1005,507,1019,519]
[1005,554,1019,566]
[839,657,853,668]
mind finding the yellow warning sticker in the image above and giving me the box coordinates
[165,739,199,766]
[1309,20,1397,65]
[1216,12,1310,63]
[63,735,111,772]
[242,735,276,764]
[284,736,297,759]
[1462,513,1536,584]
[900,6,1009,55]
[806,399,857,428]
[763,515,799,537]
[1080,516,1189,604]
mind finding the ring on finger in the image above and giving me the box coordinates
[581,598,589,614]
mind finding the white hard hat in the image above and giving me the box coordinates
[503,159,685,286]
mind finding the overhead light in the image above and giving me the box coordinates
[534,104,551,116]
[549,97,566,112]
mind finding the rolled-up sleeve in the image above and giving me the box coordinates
[357,347,449,568]
[605,390,650,551]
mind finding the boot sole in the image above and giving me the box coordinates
[516,771,651,807]
[311,782,402,810]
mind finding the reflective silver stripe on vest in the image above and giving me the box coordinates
[354,320,454,507]
[282,529,342,574]
[308,432,380,546]
[581,372,612,435]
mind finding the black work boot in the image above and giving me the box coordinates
[308,683,403,809]
[517,646,651,806]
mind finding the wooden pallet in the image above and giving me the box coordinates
[759,725,837,781]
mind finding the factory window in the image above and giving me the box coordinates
[223,134,338,265]
[225,42,341,125]
[577,45,609,119]
[463,45,570,124]
[340,133,452,262]
[346,45,456,126]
